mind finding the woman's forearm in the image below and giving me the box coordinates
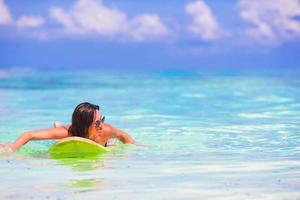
[8,127,68,152]
[119,130,135,144]
[11,132,32,151]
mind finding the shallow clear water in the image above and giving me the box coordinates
[0,68,299,199]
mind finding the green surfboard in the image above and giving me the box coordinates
[49,137,109,159]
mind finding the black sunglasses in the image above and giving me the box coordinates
[95,116,105,128]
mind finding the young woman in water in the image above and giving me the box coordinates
[0,102,136,153]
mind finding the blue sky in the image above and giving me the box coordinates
[0,0,300,74]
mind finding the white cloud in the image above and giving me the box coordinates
[50,7,76,32]
[17,16,45,28]
[49,0,168,41]
[129,14,168,41]
[238,0,300,44]
[185,0,223,41]
[0,0,13,25]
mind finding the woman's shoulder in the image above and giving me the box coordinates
[102,123,116,136]
[102,123,113,131]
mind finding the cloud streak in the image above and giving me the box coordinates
[17,16,45,28]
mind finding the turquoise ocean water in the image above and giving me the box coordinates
[0,68,299,199]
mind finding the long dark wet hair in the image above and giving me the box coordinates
[68,102,99,138]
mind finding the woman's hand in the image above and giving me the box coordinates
[0,143,15,154]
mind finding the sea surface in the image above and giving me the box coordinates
[0,68,299,199]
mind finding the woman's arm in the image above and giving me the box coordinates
[113,128,136,144]
[103,124,135,144]
[2,127,68,152]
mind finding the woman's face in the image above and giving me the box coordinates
[88,110,101,137]
[92,110,103,130]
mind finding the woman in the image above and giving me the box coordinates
[0,102,136,153]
